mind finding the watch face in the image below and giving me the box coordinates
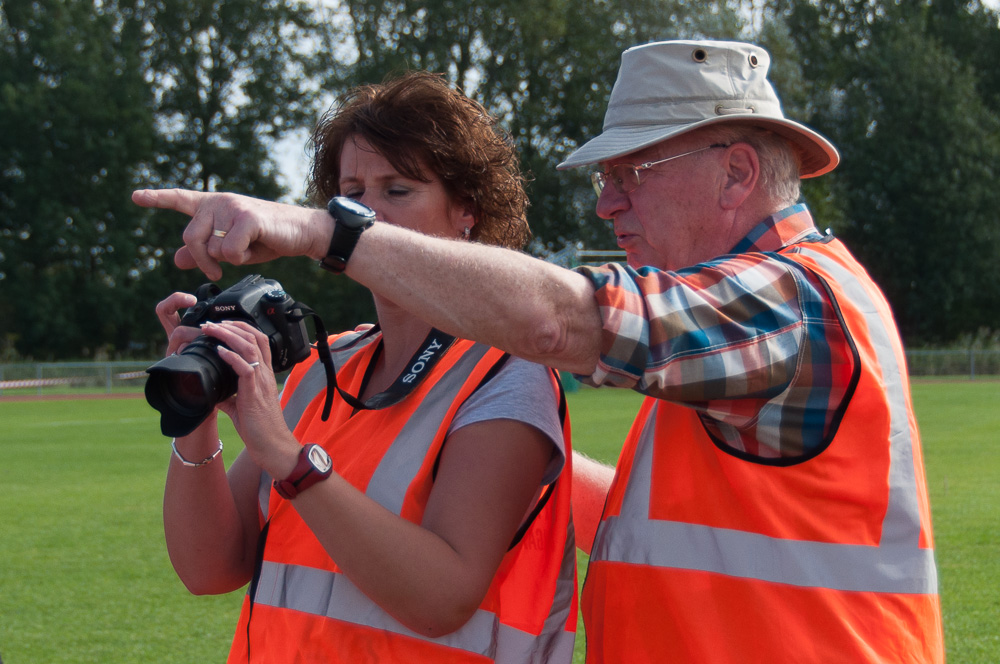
[306,444,333,473]
[331,196,376,227]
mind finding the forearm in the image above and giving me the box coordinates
[571,451,616,555]
[291,419,550,637]
[137,188,605,374]
[345,223,604,374]
[162,421,256,594]
[292,474,493,637]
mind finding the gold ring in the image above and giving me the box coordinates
[212,229,228,238]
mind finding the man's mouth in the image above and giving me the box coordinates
[616,232,637,248]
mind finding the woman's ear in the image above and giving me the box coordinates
[451,201,477,238]
[719,143,759,210]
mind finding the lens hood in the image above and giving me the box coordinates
[145,338,237,437]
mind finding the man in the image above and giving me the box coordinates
[134,40,945,662]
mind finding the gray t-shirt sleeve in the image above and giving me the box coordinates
[448,355,566,485]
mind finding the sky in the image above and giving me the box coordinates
[274,128,313,202]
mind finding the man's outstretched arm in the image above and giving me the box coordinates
[133,188,604,375]
[346,222,603,375]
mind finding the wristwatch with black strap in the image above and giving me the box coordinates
[319,196,377,273]
[273,444,333,499]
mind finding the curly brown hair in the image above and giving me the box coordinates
[307,71,530,250]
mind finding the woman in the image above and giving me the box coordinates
[156,71,576,663]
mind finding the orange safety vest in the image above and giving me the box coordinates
[228,331,577,663]
[582,238,944,663]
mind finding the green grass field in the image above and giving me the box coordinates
[0,381,996,662]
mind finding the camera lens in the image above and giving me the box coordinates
[163,371,210,413]
[145,336,240,436]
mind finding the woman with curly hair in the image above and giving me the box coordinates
[150,71,577,663]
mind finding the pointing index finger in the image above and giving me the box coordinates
[133,188,223,280]
[131,188,209,217]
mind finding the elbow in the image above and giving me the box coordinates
[505,267,600,374]
[527,317,599,376]
[408,602,481,639]
[529,318,567,359]
[183,581,219,597]
[179,574,245,597]
[179,576,222,596]
[173,562,252,597]
[393,584,485,638]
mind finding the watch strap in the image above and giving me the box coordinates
[319,200,374,274]
[273,444,332,499]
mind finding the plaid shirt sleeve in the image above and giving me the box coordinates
[575,251,854,460]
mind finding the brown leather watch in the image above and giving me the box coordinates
[273,444,333,499]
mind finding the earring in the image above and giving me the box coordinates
[462,227,471,240]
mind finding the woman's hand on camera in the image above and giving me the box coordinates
[196,320,301,477]
[131,189,333,282]
[155,292,201,356]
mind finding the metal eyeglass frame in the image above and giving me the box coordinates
[591,144,730,196]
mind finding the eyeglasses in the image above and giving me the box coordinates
[590,144,729,196]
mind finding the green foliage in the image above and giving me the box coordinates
[142,0,318,195]
[3,0,1000,357]
[764,0,1000,344]
[831,31,1000,341]
[0,0,322,360]
[0,0,156,357]
[323,0,743,249]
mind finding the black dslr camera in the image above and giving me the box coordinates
[145,275,313,437]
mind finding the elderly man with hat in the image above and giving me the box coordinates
[135,39,945,663]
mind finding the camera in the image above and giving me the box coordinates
[145,275,313,437]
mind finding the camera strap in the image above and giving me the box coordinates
[350,327,457,411]
[292,306,456,418]
[288,304,341,422]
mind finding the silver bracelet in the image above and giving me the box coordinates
[171,438,224,467]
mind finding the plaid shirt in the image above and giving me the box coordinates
[576,204,855,460]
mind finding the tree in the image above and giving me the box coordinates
[321,0,744,251]
[141,0,318,197]
[0,0,156,358]
[135,0,339,350]
[828,28,1000,341]
[767,0,1000,343]
[0,0,332,359]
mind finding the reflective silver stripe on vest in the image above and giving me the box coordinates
[254,560,577,663]
[258,471,272,518]
[281,332,374,431]
[800,248,923,551]
[591,247,938,595]
[527,518,580,662]
[257,341,577,661]
[262,336,487,520]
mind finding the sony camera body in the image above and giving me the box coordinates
[145,274,313,437]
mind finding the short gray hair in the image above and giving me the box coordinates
[700,125,802,207]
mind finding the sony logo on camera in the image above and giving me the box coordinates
[146,274,315,437]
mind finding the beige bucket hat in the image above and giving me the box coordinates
[557,40,839,178]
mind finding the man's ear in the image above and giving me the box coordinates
[719,143,759,210]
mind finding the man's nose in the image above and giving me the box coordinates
[595,183,629,220]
